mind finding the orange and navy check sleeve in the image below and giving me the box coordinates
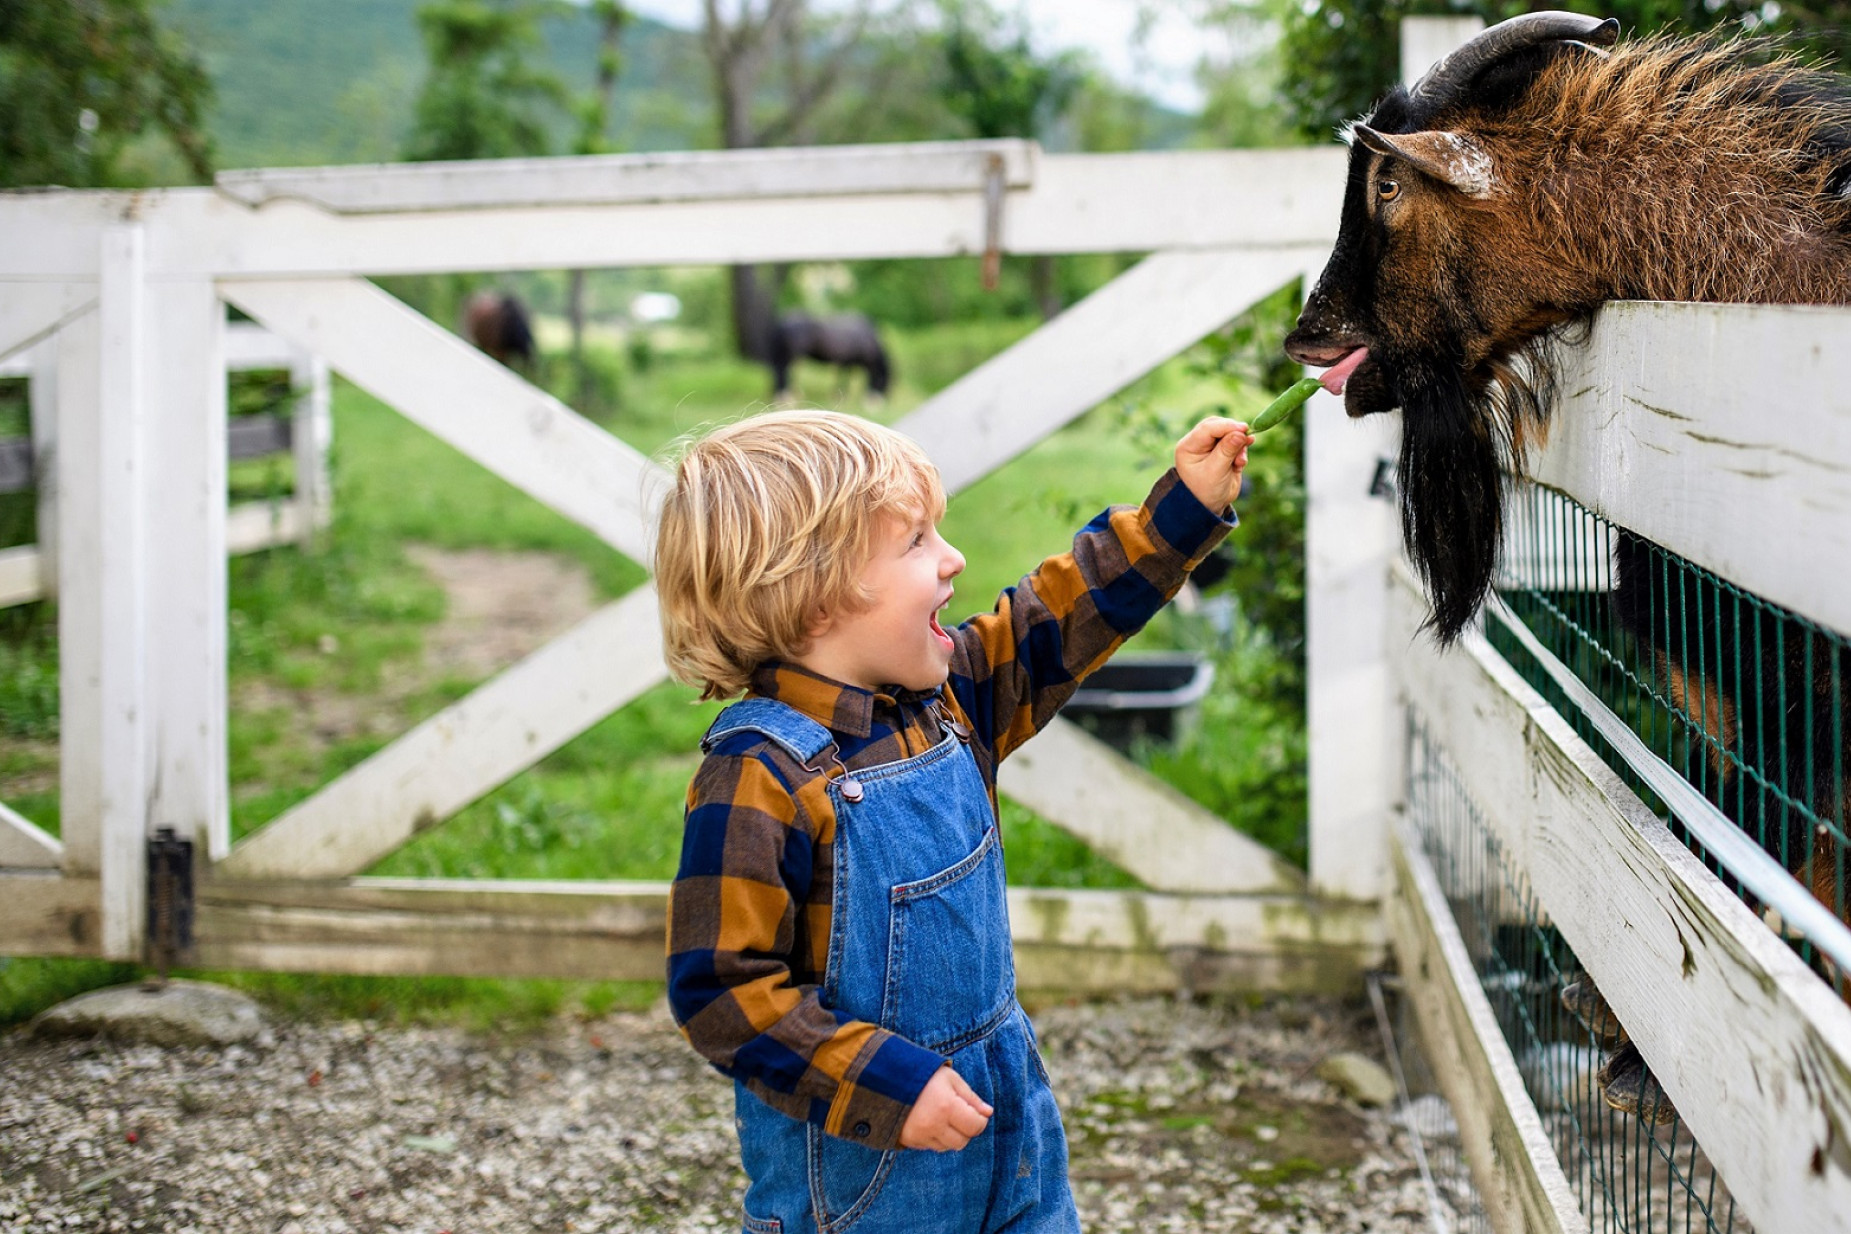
[665,736,943,1150]
[946,468,1234,764]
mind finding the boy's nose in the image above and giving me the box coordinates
[942,544,966,577]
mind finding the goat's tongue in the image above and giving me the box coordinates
[1319,347,1370,395]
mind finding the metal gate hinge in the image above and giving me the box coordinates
[145,826,196,985]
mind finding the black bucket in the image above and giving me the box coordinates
[1061,651,1215,752]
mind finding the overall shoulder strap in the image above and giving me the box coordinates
[701,696,837,766]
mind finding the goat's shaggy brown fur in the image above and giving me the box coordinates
[1519,40,1851,303]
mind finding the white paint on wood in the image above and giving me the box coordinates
[225,500,310,555]
[27,340,57,598]
[1387,815,1588,1234]
[222,322,305,369]
[1400,16,1487,87]
[0,546,39,607]
[144,280,229,862]
[898,246,1322,495]
[216,140,1038,213]
[1000,716,1302,894]
[288,350,332,546]
[0,873,99,958]
[2,322,301,378]
[0,504,299,611]
[1392,571,1851,1234]
[0,802,61,869]
[1305,385,1400,902]
[1006,149,1347,256]
[196,877,673,980]
[52,312,104,878]
[0,150,1347,281]
[221,278,660,564]
[0,283,94,361]
[220,586,669,881]
[1531,300,1851,639]
[188,875,1379,989]
[81,231,150,961]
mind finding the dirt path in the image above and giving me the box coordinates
[228,546,602,762]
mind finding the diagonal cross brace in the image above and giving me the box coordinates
[221,277,663,565]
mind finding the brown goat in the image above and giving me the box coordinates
[1284,12,1851,1123]
[1286,15,1851,640]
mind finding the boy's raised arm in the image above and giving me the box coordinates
[666,743,945,1150]
[949,448,1240,765]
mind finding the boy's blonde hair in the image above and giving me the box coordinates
[655,409,946,700]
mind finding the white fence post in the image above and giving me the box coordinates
[146,280,230,863]
[289,349,332,547]
[60,225,153,960]
[27,340,57,599]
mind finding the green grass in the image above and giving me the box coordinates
[0,312,1306,1026]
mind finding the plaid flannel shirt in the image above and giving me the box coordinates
[666,469,1234,1150]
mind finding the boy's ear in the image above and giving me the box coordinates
[803,604,834,644]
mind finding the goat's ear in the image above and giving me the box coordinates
[1354,125,1498,200]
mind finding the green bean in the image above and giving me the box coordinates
[1249,376,1322,434]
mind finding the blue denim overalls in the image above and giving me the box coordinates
[704,697,1079,1234]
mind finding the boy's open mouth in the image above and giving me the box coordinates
[929,601,954,650]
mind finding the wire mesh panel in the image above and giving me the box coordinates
[1492,480,1851,987]
[1405,716,1747,1233]
[1368,971,1494,1234]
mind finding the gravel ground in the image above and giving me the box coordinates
[0,993,1452,1233]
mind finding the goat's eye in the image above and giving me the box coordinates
[1377,179,1400,202]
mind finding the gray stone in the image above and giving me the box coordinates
[29,980,264,1048]
[1316,1050,1397,1107]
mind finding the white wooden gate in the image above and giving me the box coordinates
[0,138,1384,993]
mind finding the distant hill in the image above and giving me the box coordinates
[165,0,715,170]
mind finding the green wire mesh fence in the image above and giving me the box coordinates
[1395,476,1851,1232]
[1491,479,1850,988]
[1405,716,1746,1233]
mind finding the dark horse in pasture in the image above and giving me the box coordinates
[768,312,891,401]
[462,291,537,372]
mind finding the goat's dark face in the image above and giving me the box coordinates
[1284,94,1581,642]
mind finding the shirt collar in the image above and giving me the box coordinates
[750,662,876,738]
[748,662,941,739]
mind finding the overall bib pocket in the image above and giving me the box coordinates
[882,824,1014,1051]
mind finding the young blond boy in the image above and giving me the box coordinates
[658,409,1251,1233]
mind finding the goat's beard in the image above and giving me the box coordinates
[1396,362,1510,644]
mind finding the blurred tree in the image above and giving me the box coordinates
[1274,0,1851,143]
[405,0,571,162]
[701,0,875,360]
[936,0,1085,318]
[937,0,1084,140]
[0,0,213,188]
[567,0,629,406]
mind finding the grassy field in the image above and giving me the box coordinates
[0,309,1305,1027]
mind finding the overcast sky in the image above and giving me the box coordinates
[616,0,1226,111]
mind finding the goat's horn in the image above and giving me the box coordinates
[1412,12,1620,107]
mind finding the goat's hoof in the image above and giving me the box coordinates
[1598,1042,1678,1125]
[1560,978,1627,1049]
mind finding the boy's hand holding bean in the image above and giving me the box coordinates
[1174,417,1254,514]
[899,1066,993,1152]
